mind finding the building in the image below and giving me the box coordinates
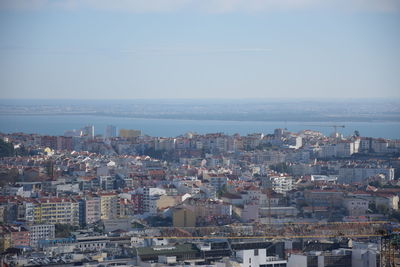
[0,225,30,249]
[104,125,117,139]
[81,125,94,139]
[119,129,142,138]
[40,136,57,150]
[142,187,166,214]
[33,198,79,225]
[76,236,109,252]
[262,175,293,195]
[338,165,395,184]
[234,248,287,267]
[303,190,344,208]
[259,206,299,218]
[28,224,55,247]
[287,247,380,267]
[135,243,200,263]
[99,193,118,220]
[173,207,196,227]
[287,249,352,267]
[344,197,369,216]
[231,241,286,267]
[85,196,101,224]
[209,175,228,191]
[56,136,73,151]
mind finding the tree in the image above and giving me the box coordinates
[0,139,14,157]
[55,224,78,238]
[270,163,291,173]
[376,204,389,215]
[390,211,400,222]
[217,184,228,198]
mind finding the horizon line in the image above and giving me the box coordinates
[1,97,400,101]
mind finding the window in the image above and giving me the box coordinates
[254,249,259,256]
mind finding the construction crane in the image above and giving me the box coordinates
[132,222,398,265]
[304,124,345,136]
[136,221,389,240]
[380,229,400,267]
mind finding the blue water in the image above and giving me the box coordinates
[0,114,399,139]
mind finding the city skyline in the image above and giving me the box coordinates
[1,1,400,265]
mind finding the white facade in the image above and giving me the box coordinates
[28,224,55,247]
[85,197,101,224]
[236,248,287,267]
[76,236,109,252]
[81,125,94,139]
[143,187,167,213]
[268,176,293,194]
[352,249,378,267]
[338,166,395,183]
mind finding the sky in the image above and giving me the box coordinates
[0,0,399,99]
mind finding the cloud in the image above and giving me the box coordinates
[1,0,399,13]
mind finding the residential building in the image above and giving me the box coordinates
[28,224,55,247]
[104,125,117,139]
[173,208,196,227]
[119,129,141,138]
[99,193,118,220]
[33,198,79,225]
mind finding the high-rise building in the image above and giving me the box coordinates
[56,136,73,150]
[84,196,101,224]
[104,125,117,139]
[99,193,118,220]
[81,125,94,139]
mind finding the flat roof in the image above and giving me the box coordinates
[136,244,199,256]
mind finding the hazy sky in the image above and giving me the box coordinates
[0,0,399,99]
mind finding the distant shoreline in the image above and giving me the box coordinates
[0,112,399,123]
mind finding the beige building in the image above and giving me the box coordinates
[173,208,196,227]
[99,193,118,220]
[157,195,179,210]
[0,205,5,223]
[119,129,142,138]
[0,230,11,251]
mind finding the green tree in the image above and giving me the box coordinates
[376,204,389,215]
[390,211,400,222]
[55,224,78,238]
[0,139,15,157]
[217,184,228,198]
[270,163,291,173]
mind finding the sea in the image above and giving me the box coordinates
[0,114,399,139]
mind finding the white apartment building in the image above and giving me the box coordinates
[28,224,55,247]
[143,187,167,214]
[85,197,101,224]
[338,166,395,184]
[234,247,287,267]
[262,175,293,195]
